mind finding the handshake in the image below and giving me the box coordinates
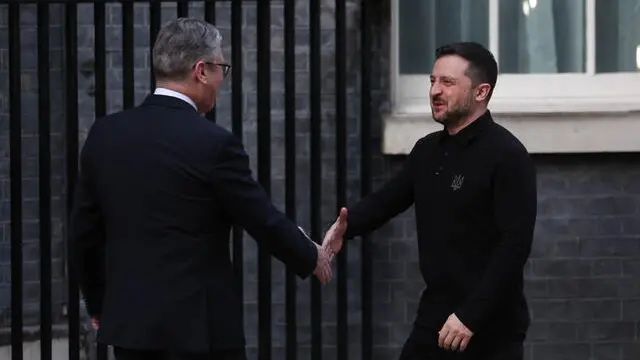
[312,207,348,284]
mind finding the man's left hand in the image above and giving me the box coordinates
[438,313,473,352]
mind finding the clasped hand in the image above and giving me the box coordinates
[313,207,348,284]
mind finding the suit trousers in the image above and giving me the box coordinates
[398,323,524,360]
[113,346,247,360]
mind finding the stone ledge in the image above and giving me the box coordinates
[382,111,640,155]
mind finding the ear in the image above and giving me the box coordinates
[474,83,491,102]
[193,60,208,84]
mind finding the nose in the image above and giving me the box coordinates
[429,80,442,96]
[430,84,442,98]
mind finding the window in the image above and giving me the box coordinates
[391,0,640,114]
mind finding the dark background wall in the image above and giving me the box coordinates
[0,2,639,360]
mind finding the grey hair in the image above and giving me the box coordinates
[152,17,223,81]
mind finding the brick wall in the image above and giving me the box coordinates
[0,2,639,360]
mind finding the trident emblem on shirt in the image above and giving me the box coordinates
[451,174,464,191]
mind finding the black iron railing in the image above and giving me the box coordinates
[2,1,374,359]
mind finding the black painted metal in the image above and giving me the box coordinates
[309,1,323,358]
[37,4,53,359]
[149,1,162,90]
[64,2,81,360]
[9,2,23,360]
[93,3,110,360]
[360,2,374,359]
[335,0,349,358]
[6,2,377,359]
[177,0,189,17]
[284,0,297,358]
[229,0,243,321]
[204,0,217,123]
[205,0,216,25]
[256,0,272,358]
[123,2,135,109]
[95,2,107,118]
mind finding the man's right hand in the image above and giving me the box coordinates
[322,207,348,258]
[91,316,100,330]
[313,244,333,285]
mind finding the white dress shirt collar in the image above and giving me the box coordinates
[153,88,198,111]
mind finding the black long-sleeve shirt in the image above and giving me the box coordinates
[344,111,537,338]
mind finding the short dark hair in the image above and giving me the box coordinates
[435,42,498,101]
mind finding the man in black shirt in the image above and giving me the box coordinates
[323,42,537,359]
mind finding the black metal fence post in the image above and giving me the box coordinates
[309,0,323,359]
[64,2,80,360]
[122,2,135,110]
[256,1,273,359]
[204,0,217,123]
[94,2,107,118]
[177,0,189,17]
[283,0,297,359]
[335,0,349,359]
[229,0,244,324]
[93,3,109,360]
[149,1,162,90]
[9,2,24,359]
[37,3,53,359]
[360,0,374,358]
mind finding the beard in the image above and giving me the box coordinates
[432,92,474,128]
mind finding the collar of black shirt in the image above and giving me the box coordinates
[440,110,493,147]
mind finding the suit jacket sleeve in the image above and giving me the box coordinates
[212,133,318,279]
[342,138,421,240]
[455,148,537,332]
[70,137,106,318]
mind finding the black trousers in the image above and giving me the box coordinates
[113,346,247,360]
[398,323,524,360]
